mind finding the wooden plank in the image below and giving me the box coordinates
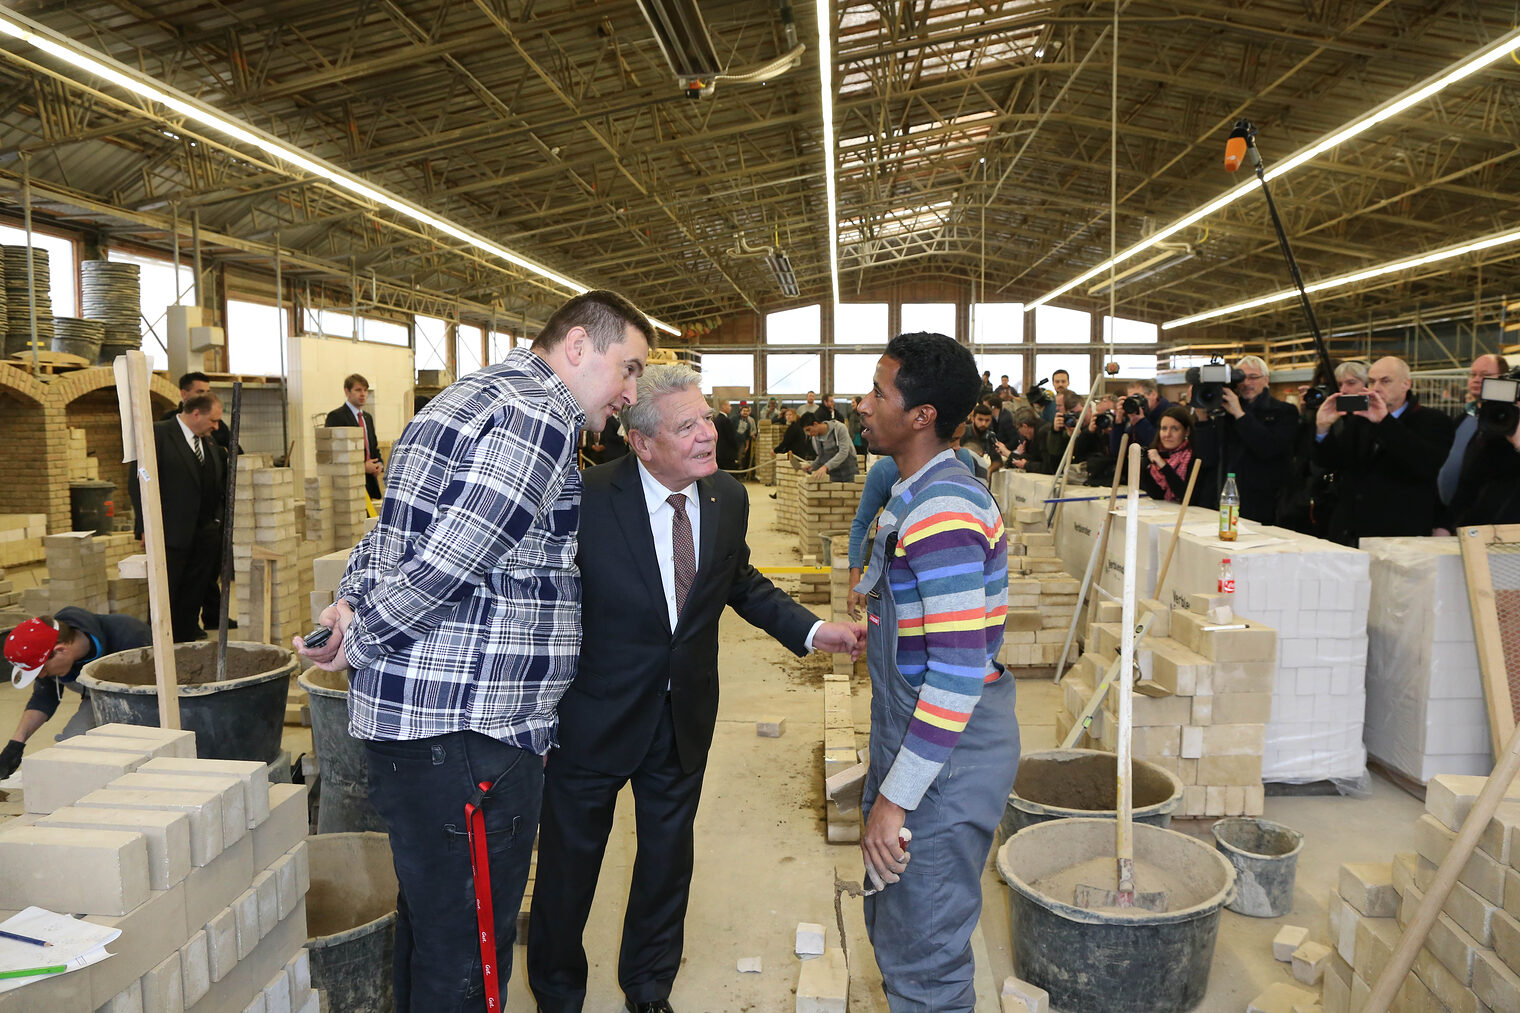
[1459,524,1520,761]
[119,350,181,730]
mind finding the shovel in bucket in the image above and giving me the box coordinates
[1074,444,1169,914]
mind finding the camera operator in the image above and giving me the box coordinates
[1312,355,1454,545]
[1137,406,1210,502]
[1040,369,1075,423]
[1066,395,1118,486]
[1438,353,1508,508]
[1108,379,1170,457]
[1190,355,1298,521]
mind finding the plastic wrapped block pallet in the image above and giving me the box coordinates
[1362,537,1490,783]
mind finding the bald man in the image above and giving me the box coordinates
[1312,355,1454,546]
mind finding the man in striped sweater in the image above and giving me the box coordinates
[854,332,1020,1010]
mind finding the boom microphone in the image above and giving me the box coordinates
[1224,120,1252,173]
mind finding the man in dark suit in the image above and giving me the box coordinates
[324,373,384,500]
[1313,355,1455,546]
[162,371,240,630]
[711,397,739,471]
[527,365,863,1013]
[129,393,225,642]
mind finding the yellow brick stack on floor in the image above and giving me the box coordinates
[796,472,864,556]
[0,513,46,568]
[21,530,109,614]
[1056,593,1277,818]
[315,427,367,549]
[772,465,803,535]
[1317,773,1520,1012]
[232,456,303,644]
[754,418,776,485]
[998,507,1081,672]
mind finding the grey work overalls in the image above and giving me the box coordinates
[856,459,1021,1012]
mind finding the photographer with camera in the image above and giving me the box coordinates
[1438,353,1508,508]
[1445,358,1520,526]
[1108,379,1171,457]
[1312,355,1455,545]
[1137,406,1210,503]
[1189,355,1298,521]
[1004,407,1054,473]
[1280,361,1368,536]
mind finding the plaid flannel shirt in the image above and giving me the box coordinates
[337,348,585,752]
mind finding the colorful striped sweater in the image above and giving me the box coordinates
[876,450,1009,810]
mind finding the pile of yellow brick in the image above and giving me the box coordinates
[1059,594,1277,818]
[999,508,1081,671]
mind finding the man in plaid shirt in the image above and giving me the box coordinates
[299,290,654,1013]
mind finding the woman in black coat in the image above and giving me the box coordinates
[1139,406,1210,502]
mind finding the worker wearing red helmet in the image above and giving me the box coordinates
[1,607,150,779]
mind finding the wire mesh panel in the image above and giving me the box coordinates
[1460,526,1520,758]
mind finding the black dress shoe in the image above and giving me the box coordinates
[625,1001,675,1013]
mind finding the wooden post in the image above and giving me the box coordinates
[119,350,181,729]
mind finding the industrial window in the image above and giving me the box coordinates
[1104,354,1158,380]
[225,299,289,376]
[300,308,408,346]
[488,331,513,363]
[766,353,821,394]
[766,304,821,344]
[832,352,884,395]
[1034,354,1090,396]
[971,302,1024,344]
[900,302,956,339]
[457,323,483,377]
[698,353,754,394]
[1034,304,1090,344]
[975,353,1026,394]
[1,224,78,317]
[1103,316,1159,344]
[415,315,448,373]
[834,303,887,345]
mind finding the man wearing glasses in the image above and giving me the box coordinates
[1190,355,1299,523]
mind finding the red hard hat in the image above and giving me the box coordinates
[6,618,60,689]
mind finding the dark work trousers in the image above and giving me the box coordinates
[366,730,542,1013]
[165,522,220,642]
[527,698,706,1012]
[200,568,224,629]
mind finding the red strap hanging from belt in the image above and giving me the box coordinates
[464,781,501,1012]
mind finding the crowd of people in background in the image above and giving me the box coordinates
[751,348,1520,548]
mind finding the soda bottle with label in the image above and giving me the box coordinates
[1219,472,1240,542]
[1218,557,1235,595]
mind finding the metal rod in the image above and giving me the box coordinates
[275,241,289,460]
[216,382,243,682]
[171,203,181,303]
[191,210,203,308]
[21,154,38,369]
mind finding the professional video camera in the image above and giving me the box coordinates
[1185,359,1245,416]
[1478,368,1520,438]
[1026,378,1052,409]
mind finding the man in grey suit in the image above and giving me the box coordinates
[803,413,859,482]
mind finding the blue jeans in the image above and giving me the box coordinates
[366,731,542,1013]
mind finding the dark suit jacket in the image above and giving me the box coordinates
[556,455,817,776]
[160,406,239,454]
[1313,401,1455,545]
[324,404,382,499]
[128,418,225,550]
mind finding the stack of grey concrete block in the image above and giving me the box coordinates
[0,723,317,1013]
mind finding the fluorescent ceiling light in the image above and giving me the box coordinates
[817,0,841,313]
[1027,25,1520,312]
[1161,226,1520,329]
[0,10,681,336]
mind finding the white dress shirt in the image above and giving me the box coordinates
[635,460,822,648]
[175,415,204,459]
[636,459,701,632]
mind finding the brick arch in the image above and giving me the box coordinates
[0,365,49,407]
[46,366,180,413]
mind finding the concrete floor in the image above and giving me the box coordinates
[0,483,1430,1011]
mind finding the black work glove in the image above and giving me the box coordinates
[0,739,23,780]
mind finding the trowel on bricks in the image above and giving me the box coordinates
[1074,445,1169,914]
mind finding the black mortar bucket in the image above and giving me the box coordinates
[306,832,397,1013]
[1211,816,1304,918]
